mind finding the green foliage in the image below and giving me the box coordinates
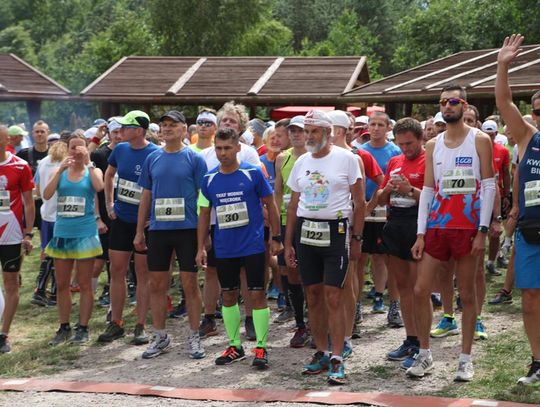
[0,25,37,64]
[231,20,293,56]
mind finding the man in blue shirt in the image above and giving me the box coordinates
[196,127,282,369]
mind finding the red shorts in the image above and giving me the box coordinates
[424,229,477,261]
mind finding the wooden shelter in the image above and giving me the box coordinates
[344,44,540,118]
[0,54,71,124]
[79,56,370,118]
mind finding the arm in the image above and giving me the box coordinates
[284,191,300,268]
[94,193,107,234]
[365,174,384,213]
[133,189,151,252]
[43,160,69,200]
[88,124,107,153]
[274,153,285,211]
[262,194,283,255]
[350,178,365,260]
[88,167,104,192]
[195,206,211,268]
[104,165,117,220]
[21,190,35,254]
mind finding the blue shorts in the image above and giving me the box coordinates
[40,220,55,250]
[515,229,540,289]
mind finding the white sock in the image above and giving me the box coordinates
[419,348,431,357]
[459,353,472,363]
[487,260,494,266]
[323,350,331,358]
[504,237,512,245]
[331,355,343,362]
[156,329,167,338]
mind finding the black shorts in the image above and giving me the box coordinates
[295,218,349,288]
[109,218,147,254]
[0,244,22,272]
[362,221,385,254]
[147,229,197,272]
[96,231,110,260]
[277,224,296,267]
[216,251,266,291]
[382,218,417,261]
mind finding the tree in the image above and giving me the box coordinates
[231,20,293,56]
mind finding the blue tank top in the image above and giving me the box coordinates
[260,154,276,188]
[518,132,540,221]
[54,169,97,238]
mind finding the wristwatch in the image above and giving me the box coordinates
[271,235,282,243]
[478,226,489,234]
[495,215,503,222]
[24,232,34,239]
[407,187,414,197]
[86,161,96,169]
[352,234,363,242]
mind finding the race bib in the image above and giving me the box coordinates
[216,202,249,229]
[117,178,142,204]
[524,180,540,207]
[365,205,387,222]
[283,194,291,209]
[155,198,185,221]
[390,192,416,208]
[57,196,86,217]
[441,169,476,195]
[0,190,10,212]
[300,220,331,247]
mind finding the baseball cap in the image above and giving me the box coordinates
[148,123,160,133]
[287,115,304,129]
[159,110,186,123]
[93,118,107,127]
[327,110,350,129]
[7,125,28,137]
[249,118,266,136]
[47,133,60,142]
[107,119,122,132]
[83,127,98,139]
[355,115,369,125]
[304,110,332,128]
[481,120,498,133]
[433,112,446,124]
[196,111,217,125]
[117,110,150,129]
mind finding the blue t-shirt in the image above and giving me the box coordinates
[201,162,273,258]
[108,142,159,223]
[54,169,97,238]
[138,147,207,231]
[260,154,276,189]
[360,141,401,199]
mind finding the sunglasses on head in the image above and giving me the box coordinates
[197,121,214,127]
[532,109,540,116]
[439,97,466,106]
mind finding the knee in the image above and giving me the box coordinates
[413,281,430,300]
[522,290,540,315]
[305,286,324,308]
[222,291,237,306]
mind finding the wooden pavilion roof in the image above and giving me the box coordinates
[344,44,540,103]
[0,54,71,100]
[79,56,369,105]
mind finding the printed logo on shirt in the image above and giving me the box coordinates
[303,170,329,211]
[455,157,473,167]
[134,164,142,176]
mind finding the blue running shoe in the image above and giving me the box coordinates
[387,340,417,361]
[277,293,286,311]
[474,319,488,340]
[327,358,346,385]
[366,286,376,299]
[342,342,353,360]
[372,296,386,314]
[430,314,459,338]
[267,286,279,300]
[303,351,330,375]
[400,348,419,370]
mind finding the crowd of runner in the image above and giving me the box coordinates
[0,35,538,387]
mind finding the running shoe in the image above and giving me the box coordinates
[406,352,434,378]
[252,347,268,369]
[430,315,459,338]
[70,284,80,293]
[400,348,419,370]
[474,320,488,340]
[517,358,540,386]
[69,327,89,344]
[351,322,361,339]
[327,358,346,385]
[431,293,442,310]
[290,327,309,348]
[97,321,125,343]
[46,297,57,307]
[488,289,513,305]
[31,291,48,307]
[49,327,71,346]
[354,301,363,323]
[342,342,353,360]
[277,293,286,311]
[455,360,474,382]
[98,294,110,308]
[274,307,294,324]
[387,340,418,361]
[387,301,404,328]
[372,296,386,314]
[215,345,246,365]
[142,333,170,359]
[0,334,11,353]
[244,317,256,341]
[199,317,218,338]
[267,286,279,300]
[169,301,186,319]
[486,263,502,276]
[188,332,205,359]
[366,286,376,299]
[132,323,150,345]
[303,351,330,375]
[496,256,509,268]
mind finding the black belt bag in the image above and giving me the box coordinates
[518,219,540,244]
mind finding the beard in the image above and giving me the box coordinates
[305,135,328,154]
[443,109,463,124]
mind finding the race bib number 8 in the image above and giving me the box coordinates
[441,169,476,195]
[117,178,142,204]
[217,202,249,229]
[155,198,185,221]
[524,180,540,207]
[300,220,331,247]
[57,196,86,217]
[0,190,10,212]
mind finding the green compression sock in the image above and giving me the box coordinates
[222,303,241,348]
[252,307,270,349]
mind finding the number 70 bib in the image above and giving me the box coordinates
[441,169,476,195]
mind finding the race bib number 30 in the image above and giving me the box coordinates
[0,190,10,212]
[300,220,331,247]
[524,180,540,207]
[155,198,185,221]
[217,202,249,229]
[117,178,142,204]
[441,169,476,195]
[57,196,86,217]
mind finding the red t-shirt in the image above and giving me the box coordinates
[381,151,425,212]
[356,148,383,183]
[492,142,509,193]
[0,153,34,244]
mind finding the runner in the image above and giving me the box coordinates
[0,125,35,353]
[44,134,104,345]
[409,84,495,382]
[134,110,207,359]
[495,34,540,385]
[196,127,282,369]
[98,110,158,345]
[285,110,364,385]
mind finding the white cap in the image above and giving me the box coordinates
[240,129,254,146]
[197,111,217,125]
[433,112,446,124]
[355,115,369,125]
[287,115,304,129]
[327,110,350,129]
[83,127,98,139]
[304,110,333,128]
[481,120,498,133]
[148,123,160,133]
[108,120,122,132]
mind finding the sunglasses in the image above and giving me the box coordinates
[439,97,466,106]
[532,109,540,116]
[197,121,214,127]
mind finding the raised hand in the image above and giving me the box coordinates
[498,34,524,65]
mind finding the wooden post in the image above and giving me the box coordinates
[404,102,413,118]
[26,100,42,126]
